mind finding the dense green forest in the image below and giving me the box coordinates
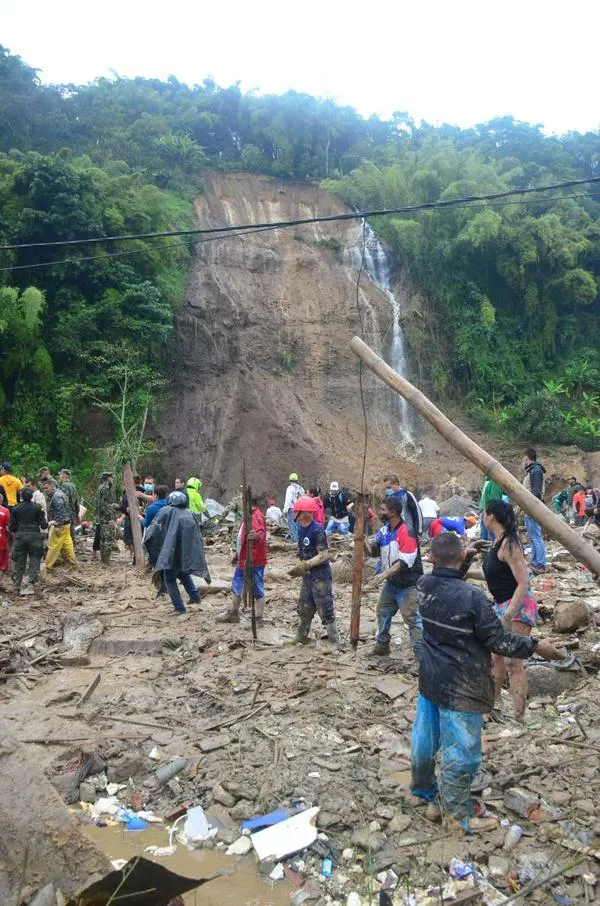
[0,45,598,472]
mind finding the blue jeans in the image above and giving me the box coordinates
[524,516,546,568]
[164,569,200,612]
[479,515,494,543]
[411,694,483,829]
[376,582,422,658]
[325,518,350,536]
[287,510,299,543]
[231,565,265,598]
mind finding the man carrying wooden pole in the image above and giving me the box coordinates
[123,464,145,571]
[350,336,600,578]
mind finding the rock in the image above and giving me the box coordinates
[28,884,57,906]
[212,783,236,808]
[488,855,511,878]
[346,893,361,906]
[526,664,583,697]
[205,804,237,829]
[553,601,590,632]
[230,799,256,821]
[376,805,394,821]
[227,835,252,856]
[426,838,471,866]
[350,826,386,853]
[369,820,382,832]
[107,753,146,783]
[374,847,411,875]
[388,813,412,834]
[199,734,231,753]
[342,848,354,862]
[573,799,596,816]
[58,652,90,667]
[503,787,561,822]
[78,782,96,804]
[216,827,238,845]
[550,791,571,805]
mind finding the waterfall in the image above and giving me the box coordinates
[347,222,413,441]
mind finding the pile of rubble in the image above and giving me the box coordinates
[1,523,600,905]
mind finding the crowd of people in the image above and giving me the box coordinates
[0,447,596,835]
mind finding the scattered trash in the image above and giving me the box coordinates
[503,824,523,851]
[322,857,333,878]
[251,806,320,861]
[156,757,189,785]
[242,804,304,832]
[449,858,475,879]
[183,805,210,842]
[503,787,561,822]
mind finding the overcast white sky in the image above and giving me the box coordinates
[2,0,599,134]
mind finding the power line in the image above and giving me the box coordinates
[1,190,598,275]
[1,175,599,252]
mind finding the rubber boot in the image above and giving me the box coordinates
[369,640,390,657]
[254,597,265,626]
[289,614,312,645]
[322,620,340,653]
[217,595,241,624]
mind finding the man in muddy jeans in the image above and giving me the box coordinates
[366,496,423,659]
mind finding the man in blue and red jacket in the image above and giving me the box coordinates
[218,497,268,625]
[367,496,423,658]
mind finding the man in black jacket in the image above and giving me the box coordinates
[410,533,563,833]
[523,447,547,574]
[10,488,47,591]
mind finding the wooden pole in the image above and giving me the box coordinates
[123,463,145,571]
[242,461,257,639]
[350,497,366,648]
[350,335,600,578]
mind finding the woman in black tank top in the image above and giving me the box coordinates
[482,500,538,722]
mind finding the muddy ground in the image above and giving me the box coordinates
[2,522,600,906]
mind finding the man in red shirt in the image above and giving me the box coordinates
[218,497,268,625]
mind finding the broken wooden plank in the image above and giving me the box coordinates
[372,676,413,700]
[200,702,269,733]
[77,671,101,708]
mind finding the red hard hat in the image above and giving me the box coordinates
[293,495,318,513]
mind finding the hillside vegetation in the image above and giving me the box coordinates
[0,45,598,474]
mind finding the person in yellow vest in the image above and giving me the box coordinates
[186,477,207,523]
[0,462,23,509]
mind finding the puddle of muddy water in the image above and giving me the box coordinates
[85,824,291,906]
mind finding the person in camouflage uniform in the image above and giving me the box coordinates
[59,468,80,543]
[94,471,117,564]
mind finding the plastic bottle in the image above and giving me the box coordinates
[322,857,333,878]
[503,824,523,851]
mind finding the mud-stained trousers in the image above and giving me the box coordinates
[410,693,483,830]
[297,566,335,637]
[12,532,43,589]
[375,582,422,657]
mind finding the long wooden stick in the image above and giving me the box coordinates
[123,463,145,571]
[350,497,366,648]
[350,336,600,578]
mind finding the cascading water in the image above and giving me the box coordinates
[347,222,413,442]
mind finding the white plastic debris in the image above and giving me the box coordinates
[111,859,128,870]
[105,783,127,796]
[144,845,176,857]
[92,796,120,816]
[269,863,286,880]
[251,806,320,861]
[148,746,161,760]
[183,805,210,841]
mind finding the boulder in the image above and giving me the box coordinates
[553,600,590,633]
[526,664,584,697]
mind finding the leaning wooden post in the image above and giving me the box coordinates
[350,496,366,648]
[242,461,257,640]
[350,336,600,578]
[123,463,145,571]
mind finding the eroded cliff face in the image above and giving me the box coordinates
[158,171,410,498]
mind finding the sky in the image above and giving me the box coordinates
[2,0,599,135]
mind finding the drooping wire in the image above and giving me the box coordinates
[1,175,599,252]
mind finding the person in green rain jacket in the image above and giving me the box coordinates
[186,477,207,522]
[479,476,503,542]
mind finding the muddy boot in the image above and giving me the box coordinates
[254,597,265,627]
[369,641,390,657]
[322,621,340,653]
[217,595,241,624]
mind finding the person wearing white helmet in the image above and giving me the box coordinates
[323,481,351,536]
[283,472,304,543]
[288,495,339,647]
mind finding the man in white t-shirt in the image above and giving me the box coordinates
[266,498,283,527]
[283,473,304,542]
[418,492,439,539]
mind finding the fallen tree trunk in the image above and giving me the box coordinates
[350,335,600,578]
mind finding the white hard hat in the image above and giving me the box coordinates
[330,481,340,492]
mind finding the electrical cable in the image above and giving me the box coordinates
[2,190,598,275]
[1,175,599,251]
